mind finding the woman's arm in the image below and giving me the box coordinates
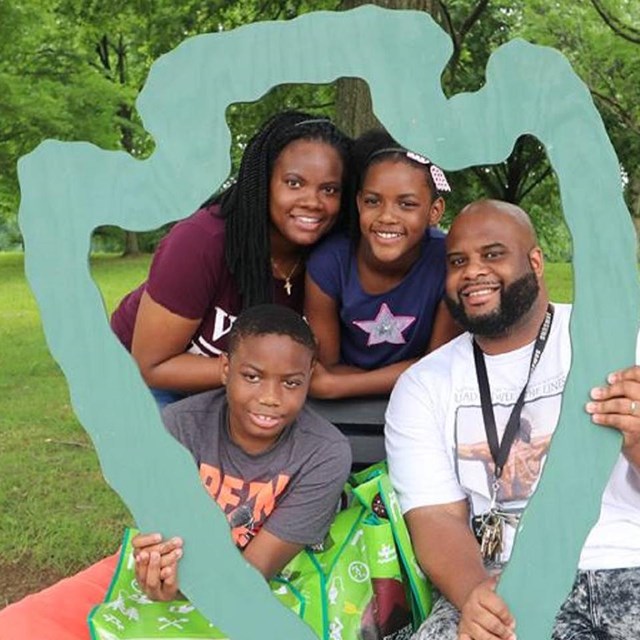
[131,291,224,393]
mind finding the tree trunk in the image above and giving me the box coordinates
[334,78,383,138]
[335,0,441,137]
[123,230,140,255]
[115,39,141,257]
[118,103,142,256]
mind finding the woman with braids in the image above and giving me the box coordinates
[111,111,351,406]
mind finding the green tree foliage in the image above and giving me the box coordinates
[1,0,636,260]
[520,0,640,231]
[0,0,338,253]
[0,0,124,249]
[438,2,559,214]
[329,1,568,259]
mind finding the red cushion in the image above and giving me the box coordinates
[0,553,118,640]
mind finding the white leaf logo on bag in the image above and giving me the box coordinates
[378,543,398,564]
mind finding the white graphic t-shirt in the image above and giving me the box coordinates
[386,304,640,569]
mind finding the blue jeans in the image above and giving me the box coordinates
[149,387,187,409]
[413,567,640,640]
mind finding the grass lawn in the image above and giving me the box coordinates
[542,263,572,303]
[0,253,573,606]
[0,252,150,606]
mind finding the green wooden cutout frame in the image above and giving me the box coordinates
[18,6,639,639]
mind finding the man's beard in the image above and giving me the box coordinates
[445,271,540,338]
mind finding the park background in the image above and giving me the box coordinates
[0,0,638,607]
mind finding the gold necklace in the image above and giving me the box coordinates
[271,256,302,296]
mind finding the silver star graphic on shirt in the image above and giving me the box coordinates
[352,303,416,346]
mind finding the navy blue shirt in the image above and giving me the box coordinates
[307,229,446,370]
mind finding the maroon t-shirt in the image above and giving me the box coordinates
[110,206,304,356]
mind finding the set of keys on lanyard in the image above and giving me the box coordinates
[473,481,519,561]
[471,305,554,562]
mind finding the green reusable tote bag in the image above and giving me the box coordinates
[89,465,431,640]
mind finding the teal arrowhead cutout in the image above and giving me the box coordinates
[18,6,639,639]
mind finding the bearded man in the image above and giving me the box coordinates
[385,200,640,640]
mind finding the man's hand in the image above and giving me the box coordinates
[458,577,516,640]
[586,365,640,469]
[132,532,184,601]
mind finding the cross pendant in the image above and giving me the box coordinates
[284,279,292,296]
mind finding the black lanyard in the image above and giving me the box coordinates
[472,305,554,481]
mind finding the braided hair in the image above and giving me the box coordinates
[213,111,352,309]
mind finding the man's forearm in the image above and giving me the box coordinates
[406,505,489,610]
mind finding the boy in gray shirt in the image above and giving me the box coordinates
[133,304,352,599]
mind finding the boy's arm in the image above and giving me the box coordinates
[243,530,304,579]
[242,430,350,579]
[405,503,516,640]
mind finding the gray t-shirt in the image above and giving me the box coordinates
[162,389,352,548]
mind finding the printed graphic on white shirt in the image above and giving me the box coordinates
[453,384,564,516]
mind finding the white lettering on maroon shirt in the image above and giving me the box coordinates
[212,306,237,342]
